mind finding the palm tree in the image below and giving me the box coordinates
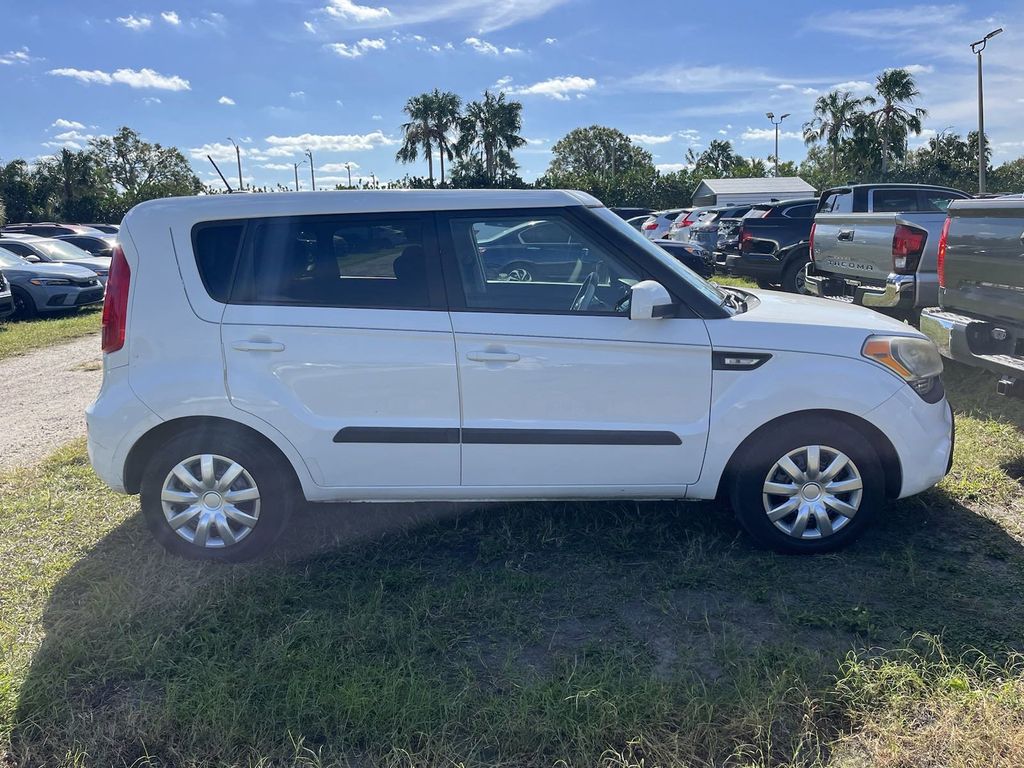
[396,94,435,184]
[803,90,875,176]
[871,68,927,178]
[457,91,527,183]
[426,89,462,186]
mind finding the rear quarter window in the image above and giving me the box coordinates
[192,222,244,302]
[872,189,920,213]
[819,191,853,214]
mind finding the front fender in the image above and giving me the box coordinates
[686,350,903,499]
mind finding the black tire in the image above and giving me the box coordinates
[139,428,295,562]
[754,277,775,289]
[729,417,885,554]
[781,256,811,294]
[11,288,37,320]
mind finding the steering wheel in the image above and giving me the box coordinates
[570,271,598,312]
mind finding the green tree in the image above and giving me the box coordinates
[540,126,657,206]
[456,90,526,184]
[0,159,38,222]
[898,131,978,192]
[871,68,927,178]
[396,94,436,184]
[36,148,111,222]
[988,156,1024,194]
[687,139,741,178]
[89,127,200,214]
[428,89,462,186]
[803,90,874,176]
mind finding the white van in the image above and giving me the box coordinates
[87,190,953,561]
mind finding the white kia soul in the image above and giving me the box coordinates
[87,190,953,561]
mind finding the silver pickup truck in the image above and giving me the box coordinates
[804,184,971,319]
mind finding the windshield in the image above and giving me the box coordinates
[0,248,25,268]
[591,207,726,305]
[32,239,94,261]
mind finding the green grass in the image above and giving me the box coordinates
[2,288,1024,766]
[0,307,101,361]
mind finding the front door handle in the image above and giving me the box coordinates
[466,351,520,363]
[232,340,285,352]
[837,229,855,241]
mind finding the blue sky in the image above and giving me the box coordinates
[2,1,1022,189]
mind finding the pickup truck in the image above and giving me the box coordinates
[803,184,971,319]
[920,196,1024,397]
[723,197,819,292]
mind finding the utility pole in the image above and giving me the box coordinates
[304,149,315,190]
[227,137,243,190]
[970,28,1002,194]
[765,112,790,177]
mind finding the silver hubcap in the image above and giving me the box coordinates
[505,267,532,282]
[160,454,260,548]
[762,445,863,540]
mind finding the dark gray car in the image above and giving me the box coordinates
[0,247,104,319]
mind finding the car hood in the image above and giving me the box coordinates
[69,257,112,271]
[3,261,99,280]
[706,288,925,358]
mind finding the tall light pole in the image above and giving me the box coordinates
[304,149,315,190]
[343,161,354,188]
[970,27,1002,194]
[226,137,243,191]
[765,112,790,177]
[293,159,307,192]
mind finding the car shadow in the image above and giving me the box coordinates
[10,484,1024,766]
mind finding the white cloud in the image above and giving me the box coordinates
[656,163,691,173]
[328,38,386,58]
[832,80,873,93]
[544,37,557,44]
[289,90,306,99]
[464,37,498,55]
[116,14,152,31]
[371,114,383,120]
[776,83,797,91]
[802,87,819,95]
[902,64,934,75]
[189,142,250,162]
[0,46,33,65]
[740,127,802,141]
[304,20,317,33]
[629,133,674,145]
[142,96,162,105]
[324,0,392,22]
[319,162,360,172]
[623,64,813,94]
[506,75,596,100]
[524,137,547,145]
[161,10,180,25]
[261,163,294,170]
[218,96,235,105]
[264,131,397,152]
[51,118,85,129]
[718,129,728,135]
[48,67,190,91]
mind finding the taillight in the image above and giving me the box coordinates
[642,220,658,230]
[681,214,695,226]
[101,244,130,353]
[739,228,753,252]
[892,223,927,275]
[937,216,951,289]
[808,223,817,261]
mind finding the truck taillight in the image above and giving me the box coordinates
[808,223,817,261]
[937,216,951,289]
[101,244,130,353]
[892,223,927,275]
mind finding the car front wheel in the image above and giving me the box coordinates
[139,430,294,561]
[730,418,884,553]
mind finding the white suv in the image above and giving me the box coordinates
[87,190,953,561]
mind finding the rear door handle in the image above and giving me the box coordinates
[466,351,520,363]
[837,229,855,241]
[232,340,285,352]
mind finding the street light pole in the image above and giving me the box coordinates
[227,137,243,191]
[304,149,315,190]
[344,162,353,188]
[765,112,790,177]
[970,28,1002,195]
[293,162,300,192]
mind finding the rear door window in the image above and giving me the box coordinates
[193,223,244,302]
[819,191,852,214]
[920,190,968,211]
[872,189,920,212]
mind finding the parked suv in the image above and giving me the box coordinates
[88,190,953,561]
[726,198,818,292]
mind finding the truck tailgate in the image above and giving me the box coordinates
[812,213,897,283]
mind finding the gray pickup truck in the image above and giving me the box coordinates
[804,184,971,319]
[921,196,1024,398]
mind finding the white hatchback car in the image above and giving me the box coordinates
[87,190,953,561]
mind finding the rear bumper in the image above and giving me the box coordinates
[804,266,916,312]
[920,307,1024,381]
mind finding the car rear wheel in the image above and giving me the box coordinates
[782,257,811,295]
[730,418,884,553]
[139,429,294,561]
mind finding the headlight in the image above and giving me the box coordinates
[29,278,72,286]
[862,335,943,396]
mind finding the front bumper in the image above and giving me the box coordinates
[920,307,1024,381]
[804,266,916,312]
[35,283,105,312]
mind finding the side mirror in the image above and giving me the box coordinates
[23,254,41,263]
[629,280,676,320]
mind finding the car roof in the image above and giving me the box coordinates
[124,189,604,228]
[0,233,45,241]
